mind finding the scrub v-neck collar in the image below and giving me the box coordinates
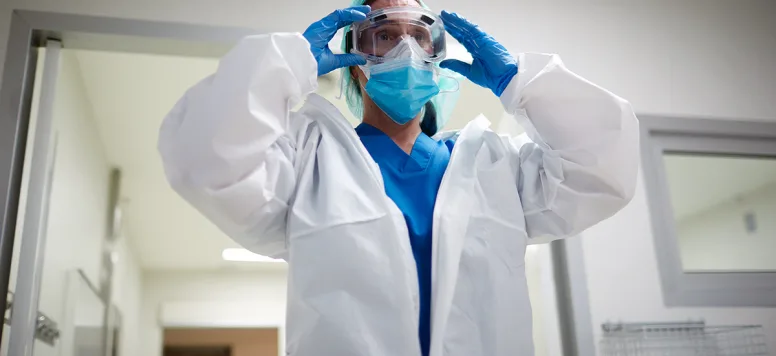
[355,123,437,173]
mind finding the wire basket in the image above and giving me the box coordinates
[600,321,769,356]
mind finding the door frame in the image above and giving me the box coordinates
[0,9,595,355]
[0,9,262,347]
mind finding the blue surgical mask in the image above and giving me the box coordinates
[361,58,441,125]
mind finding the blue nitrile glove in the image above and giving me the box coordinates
[439,11,518,97]
[303,6,370,77]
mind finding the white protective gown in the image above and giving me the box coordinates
[158,33,639,356]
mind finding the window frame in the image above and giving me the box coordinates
[640,115,776,307]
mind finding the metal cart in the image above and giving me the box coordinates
[600,321,769,356]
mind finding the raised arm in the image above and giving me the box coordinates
[502,53,638,241]
[157,33,318,259]
[158,6,372,258]
[440,11,638,242]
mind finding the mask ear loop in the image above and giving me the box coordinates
[436,69,461,94]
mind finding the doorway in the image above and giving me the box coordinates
[164,328,278,356]
[163,346,231,356]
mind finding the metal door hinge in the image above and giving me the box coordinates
[5,292,61,346]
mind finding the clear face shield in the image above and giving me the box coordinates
[350,6,446,63]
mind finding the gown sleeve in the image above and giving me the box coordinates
[499,53,639,243]
[157,33,318,258]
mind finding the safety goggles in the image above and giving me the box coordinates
[349,6,446,63]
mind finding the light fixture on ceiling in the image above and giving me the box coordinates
[221,248,285,263]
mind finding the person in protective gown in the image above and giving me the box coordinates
[158,0,639,355]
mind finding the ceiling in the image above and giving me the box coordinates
[69,38,506,271]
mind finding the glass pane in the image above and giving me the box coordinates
[72,272,106,356]
[664,154,776,272]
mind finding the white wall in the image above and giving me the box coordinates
[1,49,143,356]
[34,48,106,356]
[140,270,288,356]
[38,48,109,326]
[525,245,563,356]
[112,237,143,356]
[678,182,776,271]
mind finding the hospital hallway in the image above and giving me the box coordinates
[0,0,775,355]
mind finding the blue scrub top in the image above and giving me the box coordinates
[356,123,453,356]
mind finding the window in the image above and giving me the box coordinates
[640,116,776,307]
